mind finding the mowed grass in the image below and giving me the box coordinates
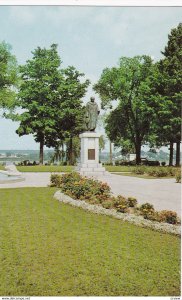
[112,172,174,179]
[17,165,74,172]
[0,187,180,296]
[16,165,132,173]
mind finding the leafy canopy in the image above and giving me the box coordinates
[16,44,90,149]
[0,41,19,110]
[94,56,158,155]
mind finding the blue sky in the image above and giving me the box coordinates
[0,5,181,150]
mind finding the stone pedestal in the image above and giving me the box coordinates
[75,132,107,176]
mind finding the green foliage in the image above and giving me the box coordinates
[158,210,178,224]
[127,197,137,207]
[113,195,128,213]
[175,170,181,183]
[50,172,180,225]
[132,166,146,175]
[0,41,19,111]
[15,44,89,164]
[139,203,155,219]
[131,166,177,178]
[50,174,62,187]
[101,199,115,209]
[65,136,81,165]
[153,23,181,155]
[94,55,159,164]
[51,172,111,202]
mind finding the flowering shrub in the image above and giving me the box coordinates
[102,199,115,209]
[139,203,155,219]
[127,197,137,207]
[157,210,178,224]
[51,172,111,202]
[113,195,129,213]
[50,172,180,225]
[50,174,62,187]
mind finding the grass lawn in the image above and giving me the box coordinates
[16,165,133,173]
[0,164,5,170]
[16,165,74,172]
[105,165,134,172]
[112,172,174,179]
[0,187,180,296]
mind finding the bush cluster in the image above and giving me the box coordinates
[175,170,181,183]
[50,172,180,225]
[132,166,179,178]
[138,203,178,224]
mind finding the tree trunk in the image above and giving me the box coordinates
[39,139,44,165]
[135,141,141,165]
[169,141,174,166]
[176,141,181,166]
[69,137,74,165]
[109,141,113,165]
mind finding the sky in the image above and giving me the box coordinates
[0,5,181,150]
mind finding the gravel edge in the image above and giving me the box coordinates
[54,191,181,236]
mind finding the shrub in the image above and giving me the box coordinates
[158,210,178,224]
[113,195,128,213]
[161,161,166,166]
[153,168,168,177]
[102,199,114,209]
[175,170,181,183]
[127,197,137,207]
[52,172,111,202]
[139,203,155,219]
[133,166,146,175]
[50,174,62,187]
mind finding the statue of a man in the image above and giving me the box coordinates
[85,97,100,131]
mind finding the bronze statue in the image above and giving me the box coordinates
[85,97,100,131]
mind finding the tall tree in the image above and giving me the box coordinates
[16,44,89,164]
[48,66,90,165]
[155,23,182,166]
[94,56,158,164]
[0,41,18,112]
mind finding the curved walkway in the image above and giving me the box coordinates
[0,172,181,216]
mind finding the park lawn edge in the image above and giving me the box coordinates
[54,190,181,236]
[111,172,175,179]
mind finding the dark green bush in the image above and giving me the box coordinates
[139,203,155,219]
[158,210,178,224]
[50,174,62,187]
[175,170,181,183]
[127,197,137,207]
[52,172,111,202]
[132,166,146,175]
[102,199,114,209]
[113,195,128,213]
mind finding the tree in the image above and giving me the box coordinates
[94,56,158,164]
[0,41,18,111]
[48,65,90,165]
[16,44,89,164]
[155,23,182,166]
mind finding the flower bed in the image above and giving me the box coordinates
[50,172,180,226]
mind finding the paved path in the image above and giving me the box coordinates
[0,172,181,216]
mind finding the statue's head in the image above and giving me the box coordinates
[90,97,95,102]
